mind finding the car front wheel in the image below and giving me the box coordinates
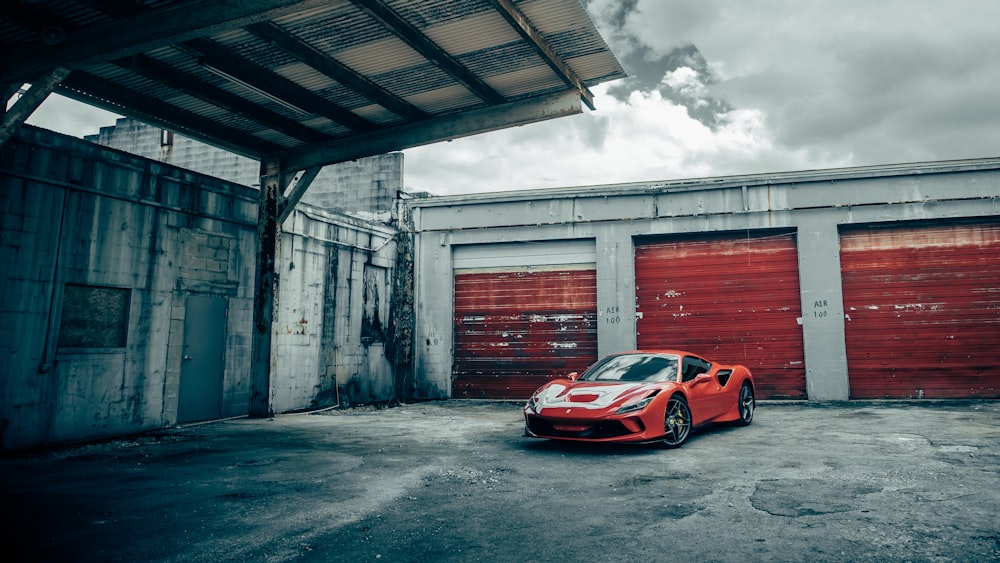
[736,382,754,426]
[660,396,691,449]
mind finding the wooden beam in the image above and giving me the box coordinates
[274,89,582,172]
[487,0,596,110]
[112,54,332,144]
[246,21,431,122]
[0,0,333,83]
[2,83,22,117]
[186,38,378,133]
[278,166,322,225]
[0,67,70,149]
[350,0,507,105]
[59,71,281,158]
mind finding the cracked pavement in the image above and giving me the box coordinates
[1,400,998,562]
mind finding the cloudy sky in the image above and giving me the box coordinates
[27,0,1000,196]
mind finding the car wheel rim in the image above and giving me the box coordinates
[663,399,690,445]
[740,384,754,422]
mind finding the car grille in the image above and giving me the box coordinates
[526,417,635,439]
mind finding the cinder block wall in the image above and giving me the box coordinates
[87,118,401,221]
[0,126,400,450]
[0,126,257,449]
[273,207,398,411]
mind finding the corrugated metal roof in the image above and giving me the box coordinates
[2,0,625,167]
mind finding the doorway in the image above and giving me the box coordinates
[177,294,228,423]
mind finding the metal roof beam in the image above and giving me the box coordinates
[486,0,596,110]
[1,1,74,41]
[274,88,581,172]
[112,54,332,145]
[185,38,378,134]
[349,0,507,106]
[246,22,431,122]
[85,0,152,18]
[59,71,281,157]
[0,0,334,83]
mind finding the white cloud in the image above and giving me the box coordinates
[403,81,831,195]
[25,94,121,138]
[662,67,705,99]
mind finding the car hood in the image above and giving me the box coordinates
[533,380,669,410]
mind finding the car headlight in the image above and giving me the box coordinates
[527,395,540,413]
[615,395,654,415]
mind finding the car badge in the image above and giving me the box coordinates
[566,409,571,413]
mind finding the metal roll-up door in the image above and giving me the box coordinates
[841,222,1000,399]
[453,241,598,399]
[635,232,806,399]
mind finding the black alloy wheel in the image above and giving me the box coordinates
[736,381,755,426]
[660,395,691,449]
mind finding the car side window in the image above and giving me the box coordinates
[681,357,711,382]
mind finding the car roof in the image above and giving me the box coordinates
[614,350,691,357]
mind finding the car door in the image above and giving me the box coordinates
[681,355,726,424]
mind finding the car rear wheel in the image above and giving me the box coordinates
[659,396,691,449]
[736,382,755,426]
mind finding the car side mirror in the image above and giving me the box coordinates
[567,372,580,381]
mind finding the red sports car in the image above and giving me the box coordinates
[523,350,755,448]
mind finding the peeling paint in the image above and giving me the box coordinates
[453,268,598,399]
[842,222,1000,399]
[636,232,806,400]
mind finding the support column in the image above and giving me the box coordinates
[249,156,285,417]
[249,158,317,417]
[796,216,850,400]
[595,228,637,357]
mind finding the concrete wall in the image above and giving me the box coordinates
[0,126,399,450]
[407,160,1000,401]
[87,118,402,221]
[275,207,398,410]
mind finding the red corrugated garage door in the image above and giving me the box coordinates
[841,222,1000,399]
[635,232,806,399]
[453,242,598,399]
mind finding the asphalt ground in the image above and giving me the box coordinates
[1,400,998,562]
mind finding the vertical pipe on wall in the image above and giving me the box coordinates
[38,188,69,374]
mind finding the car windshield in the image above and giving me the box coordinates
[580,354,680,383]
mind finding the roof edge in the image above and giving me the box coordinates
[407,156,1000,207]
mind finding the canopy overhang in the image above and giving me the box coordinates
[2,0,624,167]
